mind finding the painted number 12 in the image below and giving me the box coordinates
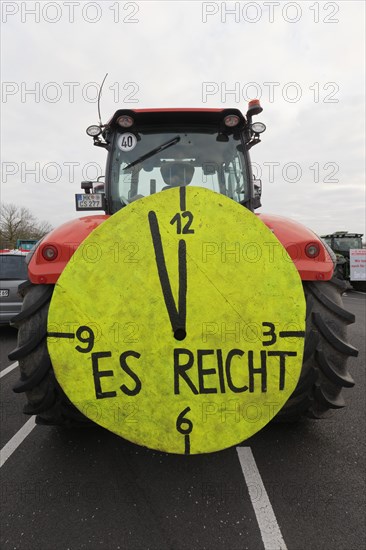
[170,211,194,234]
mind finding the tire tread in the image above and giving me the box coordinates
[278,277,357,420]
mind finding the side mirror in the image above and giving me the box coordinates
[93,183,105,194]
[253,178,262,209]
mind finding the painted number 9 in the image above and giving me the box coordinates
[75,325,95,353]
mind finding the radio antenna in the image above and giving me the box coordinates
[98,73,108,126]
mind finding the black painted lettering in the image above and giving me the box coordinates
[170,211,195,234]
[197,350,217,394]
[76,325,95,353]
[225,349,248,393]
[248,350,267,392]
[176,407,193,435]
[262,322,277,346]
[174,349,198,395]
[92,351,116,399]
[267,351,297,390]
[170,212,182,233]
[181,211,195,234]
[216,349,226,393]
[119,351,142,396]
[176,406,193,455]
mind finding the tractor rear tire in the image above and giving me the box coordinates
[277,277,358,420]
[9,281,89,427]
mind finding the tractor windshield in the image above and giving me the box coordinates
[333,237,362,251]
[108,126,250,212]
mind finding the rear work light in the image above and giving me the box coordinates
[305,243,320,258]
[86,125,102,137]
[251,122,266,134]
[41,245,58,261]
[223,114,240,127]
[117,115,134,128]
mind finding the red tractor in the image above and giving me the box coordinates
[10,103,358,454]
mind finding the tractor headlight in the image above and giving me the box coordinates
[224,114,240,127]
[117,115,134,128]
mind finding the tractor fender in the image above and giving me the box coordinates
[27,211,334,284]
[257,213,334,281]
[28,215,109,284]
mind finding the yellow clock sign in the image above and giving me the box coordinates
[47,187,306,454]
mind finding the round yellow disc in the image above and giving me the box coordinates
[47,187,306,454]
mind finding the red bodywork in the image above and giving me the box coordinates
[27,213,334,284]
[28,216,108,284]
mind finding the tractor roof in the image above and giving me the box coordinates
[105,108,247,129]
[321,232,363,238]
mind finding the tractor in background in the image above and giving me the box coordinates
[321,232,365,291]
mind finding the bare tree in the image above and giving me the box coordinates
[0,203,52,248]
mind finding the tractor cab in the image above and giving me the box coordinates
[321,232,363,257]
[78,104,266,214]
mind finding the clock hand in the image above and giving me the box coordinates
[148,210,187,339]
[178,239,187,336]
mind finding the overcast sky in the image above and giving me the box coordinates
[1,0,365,236]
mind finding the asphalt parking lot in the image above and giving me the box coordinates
[1,291,365,550]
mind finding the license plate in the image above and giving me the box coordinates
[0,290,9,297]
[75,193,103,211]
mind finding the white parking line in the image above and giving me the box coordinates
[0,417,36,468]
[236,447,287,550]
[0,361,19,378]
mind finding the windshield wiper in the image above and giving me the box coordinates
[123,136,180,170]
